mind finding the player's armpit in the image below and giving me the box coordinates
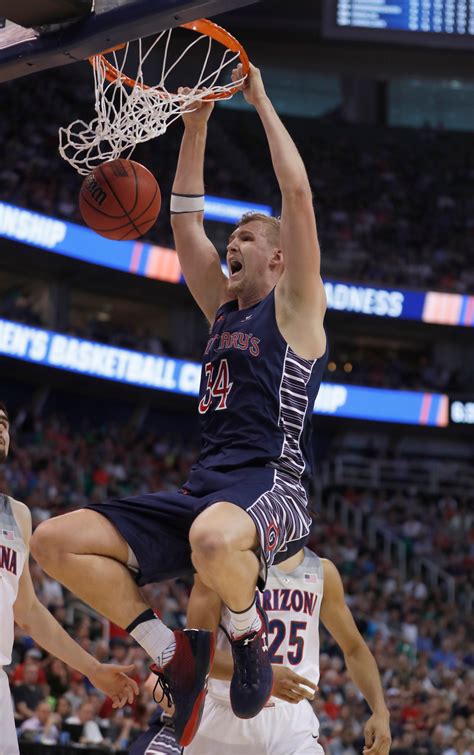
[271,665,317,704]
[10,498,32,546]
[275,278,327,361]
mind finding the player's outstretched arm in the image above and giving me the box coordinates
[233,63,326,357]
[12,501,139,709]
[320,559,391,755]
[171,93,228,323]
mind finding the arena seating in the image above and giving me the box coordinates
[1,71,473,294]
[4,412,472,754]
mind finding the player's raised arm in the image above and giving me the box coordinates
[12,501,139,709]
[320,559,391,755]
[234,63,326,358]
[171,93,229,324]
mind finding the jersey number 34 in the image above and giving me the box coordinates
[199,359,233,414]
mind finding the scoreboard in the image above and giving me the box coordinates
[324,1,474,48]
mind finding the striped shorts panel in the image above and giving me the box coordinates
[129,721,182,755]
[245,469,312,578]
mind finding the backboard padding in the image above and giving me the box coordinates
[0,0,257,83]
[1,0,92,28]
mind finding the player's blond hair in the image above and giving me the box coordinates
[236,212,281,247]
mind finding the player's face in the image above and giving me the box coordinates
[0,412,10,462]
[226,221,279,295]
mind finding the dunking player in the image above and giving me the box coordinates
[31,62,327,744]
[0,403,138,755]
[131,549,391,755]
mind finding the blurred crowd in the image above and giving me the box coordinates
[312,524,473,755]
[1,413,472,754]
[220,112,474,296]
[323,345,471,394]
[1,70,473,294]
[348,487,473,583]
[9,635,154,749]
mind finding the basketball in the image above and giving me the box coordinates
[79,159,161,241]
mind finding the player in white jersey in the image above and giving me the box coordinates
[0,403,139,755]
[133,548,391,755]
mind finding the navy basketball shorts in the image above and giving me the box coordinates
[87,465,312,588]
[129,709,182,755]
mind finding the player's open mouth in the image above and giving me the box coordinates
[229,260,243,276]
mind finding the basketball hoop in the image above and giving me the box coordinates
[59,19,250,175]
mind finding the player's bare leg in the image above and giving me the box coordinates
[31,510,148,626]
[31,511,214,746]
[190,502,273,718]
[190,502,260,611]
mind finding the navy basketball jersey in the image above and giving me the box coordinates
[196,289,327,479]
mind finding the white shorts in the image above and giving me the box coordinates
[0,669,19,755]
[184,697,324,755]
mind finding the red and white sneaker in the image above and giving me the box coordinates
[149,628,215,746]
[230,604,273,719]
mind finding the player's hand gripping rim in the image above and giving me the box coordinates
[178,87,214,126]
[231,62,267,106]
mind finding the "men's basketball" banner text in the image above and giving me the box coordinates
[0,319,449,427]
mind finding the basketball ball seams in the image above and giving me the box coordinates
[129,160,140,215]
[132,182,160,224]
[78,207,159,235]
[119,215,160,240]
[98,164,142,236]
[80,194,130,220]
[83,218,139,235]
[128,161,161,224]
[80,174,159,223]
[80,197,158,224]
[80,169,128,218]
[79,159,161,240]
[83,211,159,239]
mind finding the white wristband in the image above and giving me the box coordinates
[170,193,205,214]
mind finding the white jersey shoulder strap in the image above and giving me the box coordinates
[0,494,25,549]
[0,493,27,666]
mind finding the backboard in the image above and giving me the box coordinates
[0,0,258,83]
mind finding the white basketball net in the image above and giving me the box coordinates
[59,27,246,175]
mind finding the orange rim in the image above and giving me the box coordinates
[89,18,250,100]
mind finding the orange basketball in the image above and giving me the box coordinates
[79,159,161,241]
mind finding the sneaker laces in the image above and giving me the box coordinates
[149,666,174,708]
[232,631,260,687]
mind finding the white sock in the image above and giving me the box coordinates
[228,599,261,639]
[128,610,176,668]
